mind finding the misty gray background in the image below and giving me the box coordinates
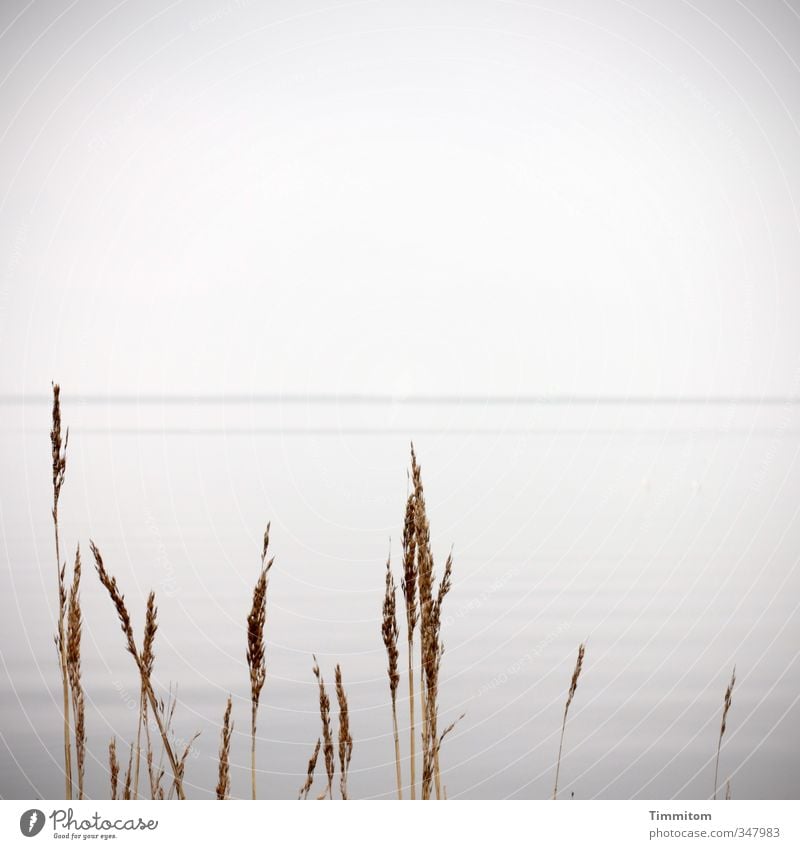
[1,0,799,799]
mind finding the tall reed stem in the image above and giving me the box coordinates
[407,653,416,798]
[298,738,321,800]
[713,667,736,800]
[410,447,453,800]
[133,693,145,800]
[66,545,85,799]
[335,665,353,800]
[132,592,157,800]
[246,525,273,800]
[50,383,72,799]
[109,738,119,800]
[382,556,402,798]
[401,485,418,799]
[553,643,585,800]
[312,656,335,800]
[250,706,257,801]
[217,696,233,800]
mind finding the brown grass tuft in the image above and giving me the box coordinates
[66,545,85,800]
[335,664,354,800]
[123,743,134,800]
[142,592,158,678]
[429,550,453,797]
[246,523,273,800]
[216,696,233,800]
[312,656,335,800]
[553,643,586,800]
[109,738,119,800]
[382,555,402,798]
[298,738,321,800]
[408,446,455,799]
[412,447,435,798]
[400,467,419,798]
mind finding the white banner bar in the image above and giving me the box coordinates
[1,800,797,849]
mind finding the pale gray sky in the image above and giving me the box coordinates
[1,0,799,398]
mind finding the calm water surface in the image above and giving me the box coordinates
[1,398,799,799]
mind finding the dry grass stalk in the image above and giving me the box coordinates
[141,682,157,799]
[216,697,233,800]
[400,486,418,799]
[109,738,119,800]
[146,746,155,798]
[430,551,452,798]
[66,545,85,799]
[156,686,174,800]
[421,732,435,798]
[154,686,198,801]
[434,711,465,788]
[246,524,273,800]
[312,657,334,799]
[123,743,134,800]
[553,643,586,800]
[143,690,165,801]
[91,541,186,799]
[438,713,464,750]
[147,745,164,800]
[411,447,433,798]
[410,446,454,800]
[298,738,321,800]
[725,779,732,800]
[382,555,402,798]
[175,732,201,797]
[132,592,157,800]
[50,383,73,799]
[335,664,354,800]
[713,667,736,800]
[421,708,462,799]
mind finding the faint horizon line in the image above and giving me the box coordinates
[2,393,800,406]
[6,425,798,437]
